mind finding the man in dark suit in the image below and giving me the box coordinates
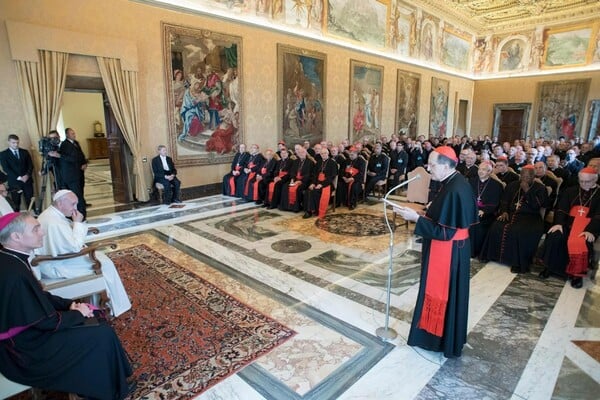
[151,144,181,204]
[58,128,88,218]
[0,134,34,211]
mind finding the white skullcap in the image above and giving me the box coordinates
[53,189,73,201]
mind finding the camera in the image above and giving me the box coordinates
[38,136,60,157]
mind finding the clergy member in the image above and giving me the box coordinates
[241,144,265,200]
[480,165,548,273]
[393,146,477,358]
[279,147,314,212]
[540,167,600,288]
[336,146,366,210]
[264,147,294,209]
[0,212,134,399]
[151,144,182,204]
[303,146,338,219]
[35,190,131,317]
[246,149,277,204]
[469,161,503,258]
[222,143,249,197]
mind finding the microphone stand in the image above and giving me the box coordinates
[376,174,421,341]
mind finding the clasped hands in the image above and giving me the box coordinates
[547,224,595,242]
[70,302,94,318]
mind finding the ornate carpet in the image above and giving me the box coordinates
[108,244,296,399]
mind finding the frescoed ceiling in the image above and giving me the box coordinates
[413,0,600,34]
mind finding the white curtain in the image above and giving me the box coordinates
[14,50,69,205]
[96,56,149,202]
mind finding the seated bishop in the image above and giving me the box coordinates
[34,190,132,317]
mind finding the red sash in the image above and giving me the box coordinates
[418,228,469,337]
[288,175,303,206]
[243,172,256,196]
[566,206,591,277]
[229,165,241,195]
[267,171,288,203]
[346,166,359,203]
[317,172,331,218]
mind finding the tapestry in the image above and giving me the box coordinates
[108,244,296,399]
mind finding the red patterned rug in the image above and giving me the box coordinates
[108,244,296,399]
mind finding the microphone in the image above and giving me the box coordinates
[384,174,421,200]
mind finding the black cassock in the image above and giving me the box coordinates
[469,176,503,258]
[480,181,548,271]
[279,157,315,212]
[0,249,132,400]
[542,185,600,277]
[409,172,477,358]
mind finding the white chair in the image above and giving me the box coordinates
[31,240,117,312]
[0,373,31,398]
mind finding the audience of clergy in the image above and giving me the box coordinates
[214,132,600,288]
[35,190,131,317]
[480,165,548,273]
[0,212,134,399]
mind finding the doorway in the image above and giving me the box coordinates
[59,76,134,212]
[493,103,531,143]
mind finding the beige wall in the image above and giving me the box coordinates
[472,71,600,138]
[0,0,472,189]
[60,91,105,158]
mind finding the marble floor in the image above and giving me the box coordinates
[84,195,600,400]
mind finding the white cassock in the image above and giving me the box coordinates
[34,206,131,317]
[0,196,13,215]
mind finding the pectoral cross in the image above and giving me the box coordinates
[515,201,521,210]
[578,207,586,216]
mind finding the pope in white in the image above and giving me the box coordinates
[35,190,131,316]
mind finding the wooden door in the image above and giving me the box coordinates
[498,109,524,144]
[103,93,134,203]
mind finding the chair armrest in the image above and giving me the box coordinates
[30,242,117,274]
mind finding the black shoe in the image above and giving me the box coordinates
[261,203,269,208]
[302,212,312,219]
[255,200,263,205]
[415,237,422,244]
[173,199,183,204]
[510,266,520,274]
[267,205,277,210]
[349,204,356,210]
[571,277,583,289]
[539,269,551,279]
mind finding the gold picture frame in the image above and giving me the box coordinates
[349,59,384,143]
[542,22,599,69]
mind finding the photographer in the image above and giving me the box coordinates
[40,130,62,188]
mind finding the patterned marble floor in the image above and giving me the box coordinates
[85,195,600,400]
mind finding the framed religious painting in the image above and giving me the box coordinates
[440,27,471,71]
[325,0,390,49]
[429,77,449,137]
[542,23,598,69]
[395,70,420,138]
[162,22,243,166]
[349,59,384,144]
[534,79,590,140]
[277,44,326,147]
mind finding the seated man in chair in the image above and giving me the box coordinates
[151,144,182,204]
[35,190,131,317]
[0,212,134,399]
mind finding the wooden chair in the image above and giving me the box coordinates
[31,240,117,313]
[373,153,391,199]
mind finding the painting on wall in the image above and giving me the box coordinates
[535,79,591,140]
[163,23,242,166]
[430,77,449,137]
[278,44,326,147]
[441,27,470,71]
[543,24,597,68]
[498,38,526,71]
[284,0,323,30]
[395,70,420,138]
[391,5,416,56]
[349,59,383,143]
[420,19,437,62]
[326,0,389,48]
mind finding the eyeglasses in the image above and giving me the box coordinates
[579,179,597,184]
